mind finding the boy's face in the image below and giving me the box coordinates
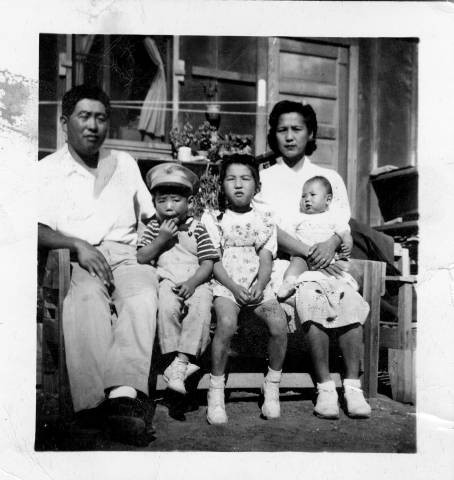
[300,180,332,214]
[153,188,192,225]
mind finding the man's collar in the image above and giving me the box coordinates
[61,143,107,176]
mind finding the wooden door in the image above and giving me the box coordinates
[268,38,350,182]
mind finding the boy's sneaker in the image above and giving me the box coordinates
[163,361,200,384]
[206,387,228,424]
[314,381,339,419]
[166,359,188,395]
[343,380,371,418]
[277,278,297,301]
[261,380,281,419]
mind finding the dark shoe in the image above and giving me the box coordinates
[74,402,107,429]
[105,395,155,446]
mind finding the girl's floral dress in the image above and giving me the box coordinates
[202,207,277,306]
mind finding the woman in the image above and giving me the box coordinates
[254,100,371,419]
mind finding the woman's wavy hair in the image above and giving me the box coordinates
[267,100,318,156]
[218,154,260,213]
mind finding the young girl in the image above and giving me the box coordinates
[202,154,288,425]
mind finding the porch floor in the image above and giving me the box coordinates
[35,388,415,453]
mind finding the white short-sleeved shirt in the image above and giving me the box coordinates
[253,156,351,236]
[38,144,154,246]
[293,211,349,246]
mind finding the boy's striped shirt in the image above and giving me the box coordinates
[138,216,219,262]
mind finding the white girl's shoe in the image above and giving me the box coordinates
[343,379,371,418]
[206,387,228,424]
[261,380,281,419]
[314,380,339,419]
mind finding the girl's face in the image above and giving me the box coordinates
[223,163,258,211]
[275,112,312,166]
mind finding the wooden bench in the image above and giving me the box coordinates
[379,245,416,403]
[37,250,385,421]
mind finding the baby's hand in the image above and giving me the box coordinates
[248,284,264,305]
[158,219,178,243]
[173,281,195,300]
[232,284,251,306]
[340,243,352,257]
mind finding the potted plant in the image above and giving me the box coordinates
[194,121,221,161]
[169,121,195,160]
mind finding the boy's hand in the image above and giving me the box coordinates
[157,219,178,244]
[248,284,264,305]
[232,284,251,306]
[172,281,195,300]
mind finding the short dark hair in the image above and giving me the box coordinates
[218,154,260,212]
[267,100,318,156]
[61,84,111,118]
[304,176,333,195]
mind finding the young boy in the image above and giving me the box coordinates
[137,163,219,394]
[277,175,355,302]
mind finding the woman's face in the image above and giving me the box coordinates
[275,112,312,166]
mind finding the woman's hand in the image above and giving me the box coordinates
[232,284,251,306]
[75,239,114,288]
[248,284,264,305]
[308,236,340,270]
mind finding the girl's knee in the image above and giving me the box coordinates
[214,316,237,340]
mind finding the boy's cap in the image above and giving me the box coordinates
[146,163,199,194]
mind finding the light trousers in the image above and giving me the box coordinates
[158,279,212,357]
[63,241,158,412]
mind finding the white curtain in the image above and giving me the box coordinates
[138,37,167,138]
[75,35,95,85]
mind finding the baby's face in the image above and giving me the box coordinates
[300,181,331,214]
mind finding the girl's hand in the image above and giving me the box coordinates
[232,284,251,306]
[158,219,178,244]
[172,281,195,300]
[248,284,264,305]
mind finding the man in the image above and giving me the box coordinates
[38,85,158,445]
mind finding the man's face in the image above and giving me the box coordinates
[61,99,108,158]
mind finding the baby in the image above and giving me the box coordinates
[277,175,354,302]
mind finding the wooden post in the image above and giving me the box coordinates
[361,260,385,398]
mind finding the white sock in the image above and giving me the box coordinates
[108,385,137,399]
[265,366,282,383]
[344,378,361,389]
[316,379,336,391]
[209,374,225,389]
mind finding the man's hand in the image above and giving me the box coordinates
[231,284,251,306]
[308,236,339,270]
[75,239,114,287]
[172,281,196,300]
[157,219,178,244]
[248,284,264,305]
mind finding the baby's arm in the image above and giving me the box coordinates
[137,218,177,264]
[338,230,353,258]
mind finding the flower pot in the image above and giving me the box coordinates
[177,146,192,162]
